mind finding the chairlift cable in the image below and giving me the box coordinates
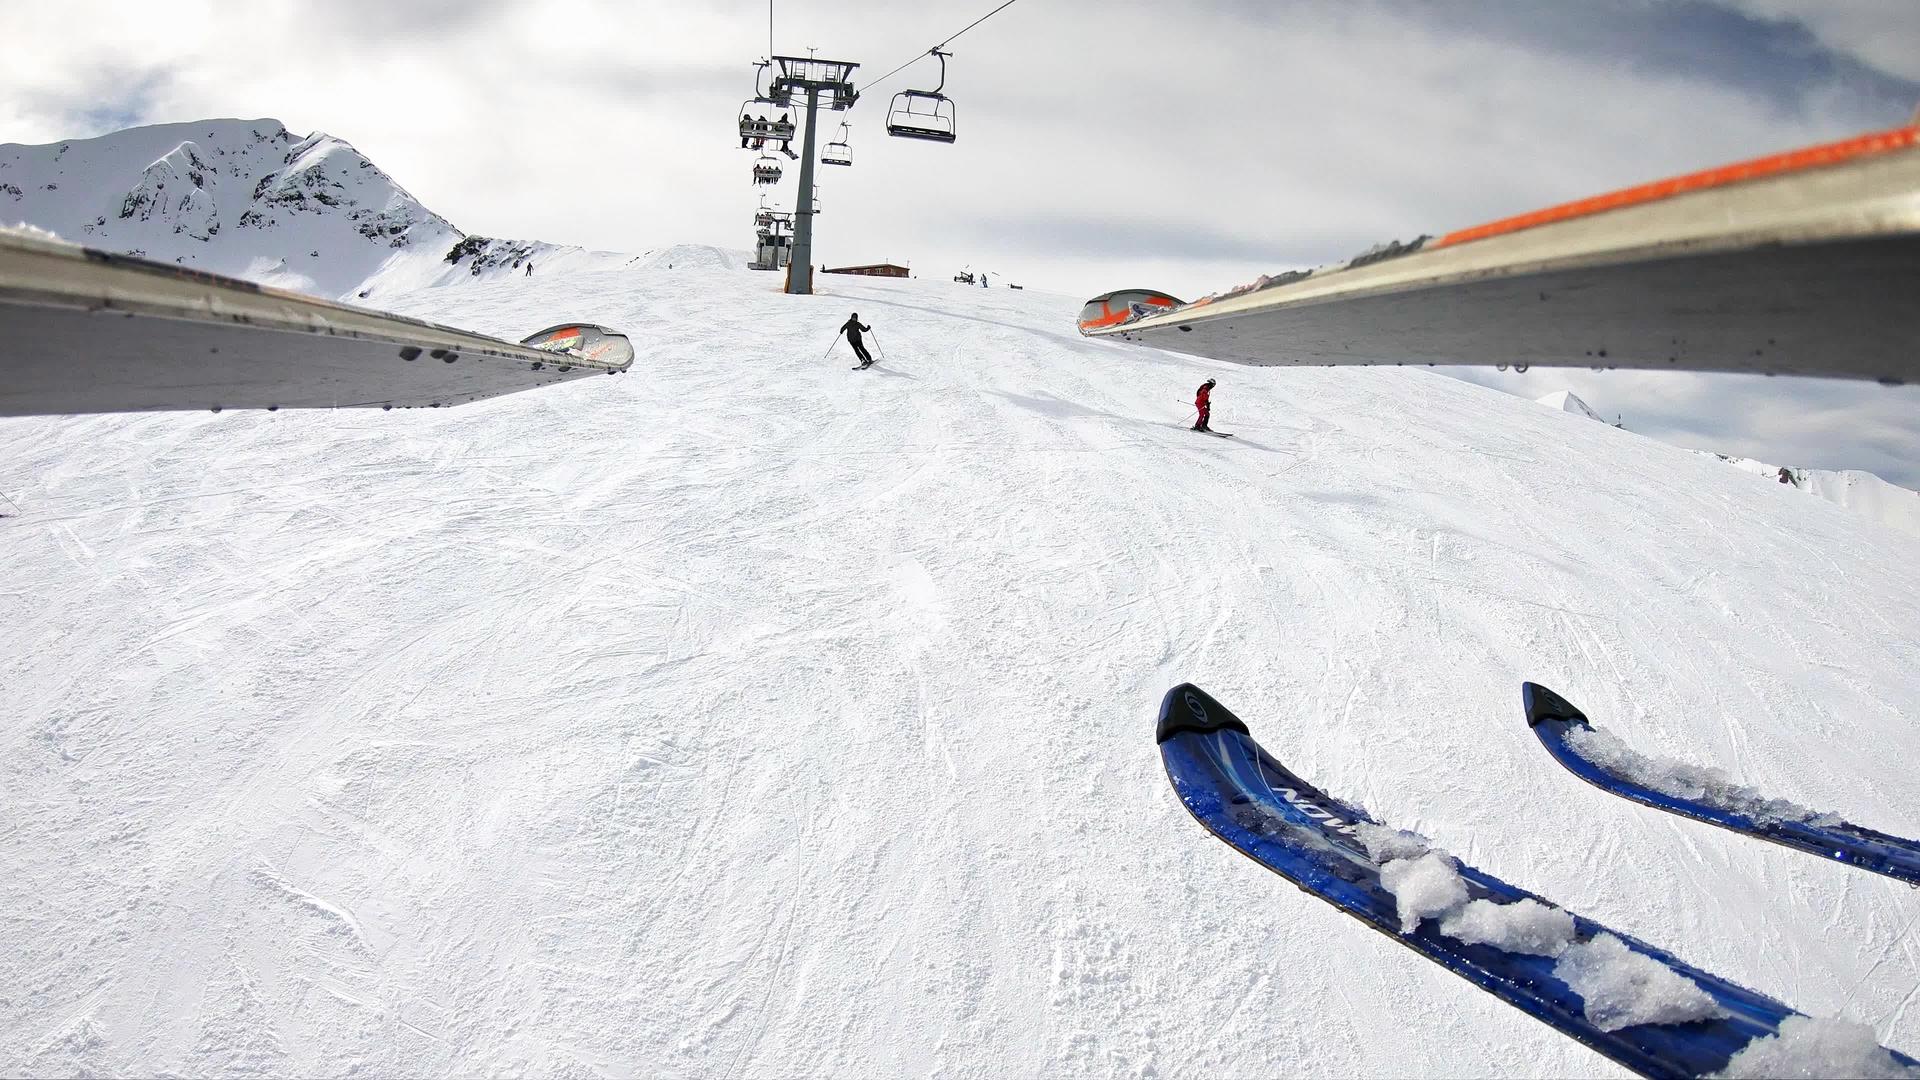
[857,0,1023,94]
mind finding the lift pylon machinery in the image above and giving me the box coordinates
[885,49,957,144]
[766,54,860,295]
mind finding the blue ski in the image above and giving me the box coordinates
[1156,683,1916,1079]
[1524,683,1920,887]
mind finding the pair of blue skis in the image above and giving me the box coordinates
[1157,683,1919,1078]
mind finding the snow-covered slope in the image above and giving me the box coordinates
[0,118,630,300]
[630,243,750,271]
[1698,451,1920,539]
[1536,389,1604,422]
[2,263,1916,1077]
[1527,388,1917,539]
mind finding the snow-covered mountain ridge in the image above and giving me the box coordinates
[1537,389,1918,538]
[1695,451,1920,538]
[0,118,629,300]
[2,261,1915,1077]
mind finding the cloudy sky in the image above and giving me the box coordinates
[3,0,1918,484]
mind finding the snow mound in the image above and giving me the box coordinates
[1535,389,1604,421]
[1564,724,1839,827]
[1359,821,1727,1036]
[1716,1016,1920,1079]
[1378,851,1469,933]
[1439,898,1576,957]
[1554,934,1726,1033]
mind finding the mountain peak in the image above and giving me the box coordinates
[1,118,460,298]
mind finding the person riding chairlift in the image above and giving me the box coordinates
[770,113,796,159]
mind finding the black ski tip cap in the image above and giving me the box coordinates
[1156,683,1251,744]
[1522,682,1588,728]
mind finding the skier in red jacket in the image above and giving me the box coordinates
[1193,378,1216,431]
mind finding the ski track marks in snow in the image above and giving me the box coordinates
[2,263,1918,1077]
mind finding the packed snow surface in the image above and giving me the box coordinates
[3,260,1919,1077]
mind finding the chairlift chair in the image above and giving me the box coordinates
[737,104,796,148]
[735,61,795,149]
[752,154,783,185]
[823,122,853,166]
[886,49,957,144]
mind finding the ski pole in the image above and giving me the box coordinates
[869,329,885,361]
[823,335,839,359]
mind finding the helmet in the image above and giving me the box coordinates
[1204,378,1216,387]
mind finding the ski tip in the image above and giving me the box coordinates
[1156,683,1252,744]
[1522,682,1589,728]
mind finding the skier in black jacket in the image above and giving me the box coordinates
[841,313,874,367]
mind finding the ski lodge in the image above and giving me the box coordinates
[823,262,910,278]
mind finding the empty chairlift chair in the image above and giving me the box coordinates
[823,122,854,166]
[885,49,957,144]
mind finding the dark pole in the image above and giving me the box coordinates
[786,85,823,295]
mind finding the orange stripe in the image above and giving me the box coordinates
[1079,297,1179,332]
[1434,125,1920,249]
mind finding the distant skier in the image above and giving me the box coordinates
[840,313,874,368]
[1777,467,1797,486]
[1193,378,1216,431]
[525,261,534,277]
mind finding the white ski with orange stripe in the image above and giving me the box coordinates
[1082,126,1920,386]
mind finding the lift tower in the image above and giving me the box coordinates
[768,55,859,295]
